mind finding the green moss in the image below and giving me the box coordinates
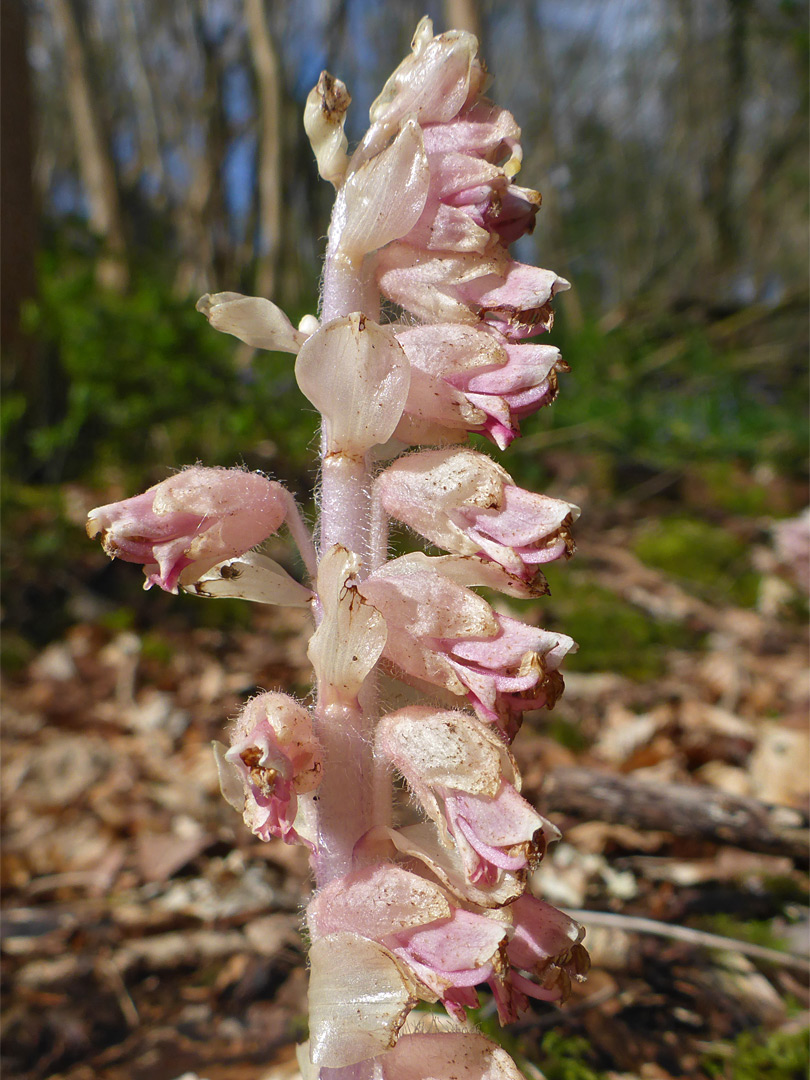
[537,1031,608,1080]
[546,716,590,752]
[687,462,796,517]
[541,569,699,679]
[139,632,175,665]
[697,915,789,952]
[702,1027,809,1080]
[632,517,761,608]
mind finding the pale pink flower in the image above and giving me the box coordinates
[213,691,322,846]
[492,894,589,1023]
[394,323,567,449]
[87,466,291,593]
[361,562,574,736]
[376,243,569,335]
[376,448,577,582]
[445,613,575,737]
[377,707,558,885]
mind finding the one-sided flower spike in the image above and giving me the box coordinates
[213,691,322,846]
[376,448,578,582]
[377,707,559,885]
[86,466,299,593]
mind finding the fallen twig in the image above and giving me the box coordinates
[563,908,810,973]
[542,767,809,862]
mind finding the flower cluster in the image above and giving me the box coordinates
[88,18,587,1079]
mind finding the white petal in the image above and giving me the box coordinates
[196,293,307,353]
[339,120,429,261]
[308,933,421,1068]
[295,315,410,455]
[211,740,246,813]
[180,552,313,607]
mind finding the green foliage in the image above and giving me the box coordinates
[698,915,789,953]
[702,1027,809,1080]
[537,1031,607,1080]
[512,312,809,483]
[7,245,318,486]
[540,568,699,679]
[632,516,761,607]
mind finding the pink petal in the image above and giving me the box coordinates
[398,908,503,975]
[421,100,522,171]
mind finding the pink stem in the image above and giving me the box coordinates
[311,242,390,888]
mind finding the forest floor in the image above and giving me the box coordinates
[2,474,809,1080]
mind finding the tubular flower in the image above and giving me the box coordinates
[86,466,291,593]
[376,448,577,582]
[361,562,575,738]
[375,244,568,336]
[392,323,567,450]
[213,692,322,846]
[445,613,575,737]
[307,865,507,1023]
[492,894,590,1023]
[377,707,558,885]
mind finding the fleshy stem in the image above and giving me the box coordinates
[311,240,389,887]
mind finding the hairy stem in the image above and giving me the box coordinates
[312,244,389,889]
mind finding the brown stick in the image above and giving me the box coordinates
[541,767,809,862]
[563,909,810,973]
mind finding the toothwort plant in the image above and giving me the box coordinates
[88,18,589,1079]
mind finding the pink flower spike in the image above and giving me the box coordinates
[214,691,322,846]
[86,466,292,593]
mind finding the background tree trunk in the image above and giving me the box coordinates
[50,0,128,291]
[245,0,282,301]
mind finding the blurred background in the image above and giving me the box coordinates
[2,1,808,1078]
